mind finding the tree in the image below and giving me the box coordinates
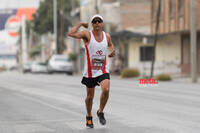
[32,0,79,54]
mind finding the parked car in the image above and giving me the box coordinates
[47,55,73,75]
[9,66,18,71]
[31,62,48,73]
[22,62,32,73]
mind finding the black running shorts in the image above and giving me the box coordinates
[81,73,110,88]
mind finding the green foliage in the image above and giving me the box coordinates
[31,0,79,54]
[32,0,79,34]
[121,68,140,78]
[156,74,172,81]
[33,0,54,34]
[29,45,42,58]
[69,53,77,61]
[17,20,32,45]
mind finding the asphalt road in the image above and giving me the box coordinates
[0,71,200,133]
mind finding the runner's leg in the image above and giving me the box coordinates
[99,79,110,112]
[85,87,95,116]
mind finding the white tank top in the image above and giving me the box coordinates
[83,30,109,78]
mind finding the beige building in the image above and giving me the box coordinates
[111,0,188,76]
[127,34,181,76]
[113,0,200,76]
[151,0,200,75]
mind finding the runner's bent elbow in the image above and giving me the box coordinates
[67,31,81,39]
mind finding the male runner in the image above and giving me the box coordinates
[67,14,115,128]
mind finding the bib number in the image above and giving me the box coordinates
[91,56,105,70]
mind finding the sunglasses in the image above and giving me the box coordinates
[92,19,103,24]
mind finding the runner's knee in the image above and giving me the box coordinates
[86,92,94,100]
[102,87,109,95]
[87,95,94,100]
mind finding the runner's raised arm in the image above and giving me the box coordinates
[67,22,89,42]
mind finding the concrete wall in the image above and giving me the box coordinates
[128,34,181,76]
[128,40,141,67]
[155,34,181,75]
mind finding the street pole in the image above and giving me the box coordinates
[41,35,45,62]
[70,0,78,73]
[53,0,57,54]
[150,0,161,78]
[71,0,75,53]
[22,15,27,72]
[190,0,198,83]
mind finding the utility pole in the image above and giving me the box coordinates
[190,0,198,83]
[41,35,45,62]
[53,0,57,54]
[150,0,161,78]
[70,0,78,73]
[21,15,27,72]
[60,0,64,54]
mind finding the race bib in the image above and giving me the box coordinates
[91,55,105,70]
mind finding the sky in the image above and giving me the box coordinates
[0,0,40,9]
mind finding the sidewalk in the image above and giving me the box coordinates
[110,74,200,84]
[172,76,200,83]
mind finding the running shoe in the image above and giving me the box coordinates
[86,116,94,128]
[97,110,106,125]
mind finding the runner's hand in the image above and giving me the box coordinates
[108,50,115,57]
[81,23,88,28]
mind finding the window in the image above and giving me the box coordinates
[169,0,175,18]
[178,0,184,16]
[140,46,154,61]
